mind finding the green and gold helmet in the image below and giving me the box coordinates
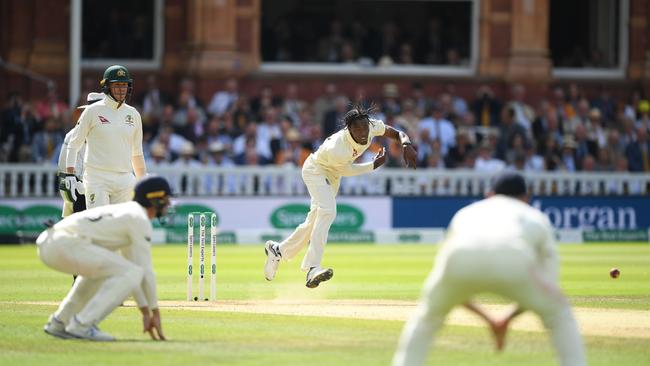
[100,65,133,101]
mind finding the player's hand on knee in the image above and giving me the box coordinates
[59,174,79,201]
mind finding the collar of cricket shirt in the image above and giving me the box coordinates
[104,95,123,110]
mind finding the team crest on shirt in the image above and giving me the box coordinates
[352,148,358,157]
[98,115,110,124]
[124,114,134,126]
[89,193,95,204]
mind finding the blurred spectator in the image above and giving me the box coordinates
[138,74,168,123]
[418,103,456,156]
[585,108,607,149]
[410,82,432,118]
[560,136,578,172]
[507,84,535,132]
[282,83,306,125]
[382,83,401,116]
[573,124,598,168]
[445,83,469,118]
[565,98,590,135]
[532,102,563,149]
[625,127,650,172]
[398,43,414,64]
[173,142,201,167]
[312,83,338,127]
[474,140,505,173]
[206,142,235,167]
[635,100,650,132]
[445,128,474,169]
[394,99,420,139]
[1,93,32,162]
[35,87,68,123]
[551,86,575,122]
[472,85,501,127]
[251,85,282,120]
[318,20,346,62]
[591,86,616,124]
[323,95,349,138]
[495,106,528,161]
[32,118,63,164]
[207,77,239,117]
[148,143,171,166]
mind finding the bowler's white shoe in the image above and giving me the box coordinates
[44,314,73,339]
[264,241,282,281]
[305,267,334,288]
[65,316,115,342]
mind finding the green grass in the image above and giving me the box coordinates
[1,243,649,365]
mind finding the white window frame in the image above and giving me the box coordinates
[552,0,629,80]
[258,0,480,77]
[81,0,165,71]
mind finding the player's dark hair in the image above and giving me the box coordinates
[342,103,376,129]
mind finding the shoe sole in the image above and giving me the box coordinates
[44,328,75,340]
[306,269,334,288]
[264,244,276,281]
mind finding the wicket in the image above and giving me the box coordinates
[187,212,217,301]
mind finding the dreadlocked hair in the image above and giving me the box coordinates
[342,102,377,129]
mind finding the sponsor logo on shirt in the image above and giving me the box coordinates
[98,115,110,124]
[125,114,134,126]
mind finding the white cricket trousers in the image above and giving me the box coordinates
[278,157,338,271]
[36,229,144,326]
[83,167,136,208]
[393,246,586,366]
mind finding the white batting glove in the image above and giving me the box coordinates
[60,174,79,201]
[75,181,85,195]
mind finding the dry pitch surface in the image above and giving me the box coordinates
[10,299,650,339]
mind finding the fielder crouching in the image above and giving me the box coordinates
[38,176,172,341]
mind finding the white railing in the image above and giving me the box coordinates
[1,163,649,198]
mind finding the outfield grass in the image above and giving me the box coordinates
[1,243,649,366]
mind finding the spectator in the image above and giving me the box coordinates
[138,74,168,123]
[560,136,578,172]
[282,83,306,125]
[32,118,63,164]
[507,84,535,133]
[35,87,68,124]
[625,127,650,172]
[472,85,501,127]
[323,95,349,138]
[382,83,401,116]
[418,103,456,156]
[312,83,338,127]
[474,140,505,173]
[495,106,528,161]
[445,128,474,169]
[207,77,239,117]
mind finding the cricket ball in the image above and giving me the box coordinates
[609,268,620,279]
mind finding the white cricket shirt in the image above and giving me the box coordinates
[54,201,158,308]
[310,118,386,180]
[444,195,557,267]
[66,96,144,173]
[57,128,86,176]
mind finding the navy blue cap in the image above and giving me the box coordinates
[491,171,527,197]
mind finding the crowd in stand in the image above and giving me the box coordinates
[2,78,650,178]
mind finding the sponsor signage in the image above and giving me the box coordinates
[393,197,650,231]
